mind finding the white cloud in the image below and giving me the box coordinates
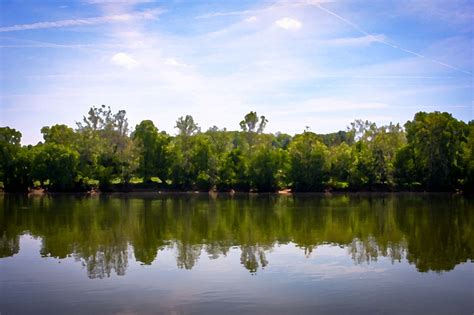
[274,98,389,116]
[111,52,139,69]
[0,9,162,32]
[275,17,302,30]
[164,58,188,67]
[244,16,258,23]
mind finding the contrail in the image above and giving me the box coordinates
[314,3,472,75]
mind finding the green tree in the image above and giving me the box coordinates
[31,143,80,191]
[272,132,292,150]
[239,111,268,134]
[205,127,235,190]
[239,111,268,148]
[329,142,352,186]
[0,127,32,192]
[132,120,170,183]
[41,124,77,147]
[461,122,474,193]
[401,112,468,190]
[219,148,249,190]
[76,105,138,189]
[394,145,418,189]
[249,145,287,192]
[175,115,200,137]
[288,131,330,191]
[169,119,212,190]
[348,122,405,189]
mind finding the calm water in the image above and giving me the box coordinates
[1,194,473,314]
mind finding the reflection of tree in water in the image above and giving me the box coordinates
[398,200,474,272]
[130,199,169,265]
[75,245,128,279]
[1,194,473,276]
[348,237,407,265]
[240,244,269,273]
[176,242,202,270]
[205,242,232,260]
[0,232,19,258]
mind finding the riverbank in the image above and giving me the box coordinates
[1,188,468,197]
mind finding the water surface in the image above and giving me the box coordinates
[1,194,473,314]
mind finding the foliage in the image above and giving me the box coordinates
[0,127,32,192]
[0,109,471,193]
[31,143,79,191]
[349,122,405,189]
[132,120,170,183]
[175,115,200,137]
[76,105,138,189]
[249,145,287,192]
[288,132,330,191]
[395,112,468,191]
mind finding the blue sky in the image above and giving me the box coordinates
[0,0,472,144]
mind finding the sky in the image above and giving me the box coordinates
[0,0,473,145]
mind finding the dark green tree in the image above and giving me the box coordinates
[132,120,170,183]
[400,112,468,190]
[0,127,32,192]
[288,131,330,191]
[31,143,79,191]
[249,145,287,192]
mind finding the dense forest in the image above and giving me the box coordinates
[0,106,472,193]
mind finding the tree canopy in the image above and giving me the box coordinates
[0,109,471,193]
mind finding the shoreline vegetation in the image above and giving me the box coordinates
[1,106,472,194]
[3,190,467,199]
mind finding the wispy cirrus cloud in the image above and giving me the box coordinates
[275,98,389,116]
[323,34,386,46]
[195,0,333,19]
[314,3,472,75]
[0,9,162,33]
[85,0,154,4]
[396,0,474,24]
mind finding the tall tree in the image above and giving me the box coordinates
[133,120,170,183]
[349,122,405,189]
[239,111,268,134]
[169,116,211,189]
[288,131,330,191]
[240,111,268,148]
[0,127,32,192]
[401,112,468,190]
[76,105,137,188]
[175,115,200,137]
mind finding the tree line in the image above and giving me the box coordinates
[1,106,472,192]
